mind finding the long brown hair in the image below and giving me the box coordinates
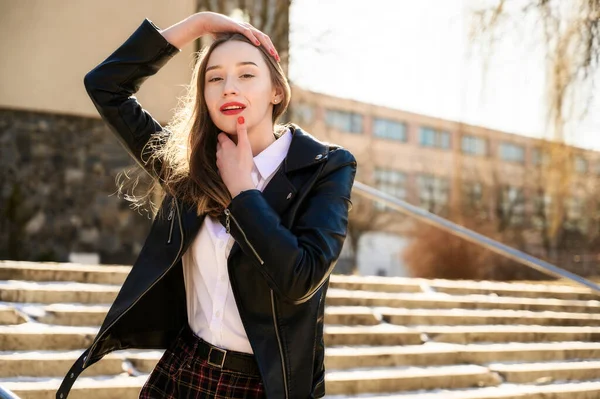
[115,32,291,221]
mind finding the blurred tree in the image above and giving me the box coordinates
[467,0,600,259]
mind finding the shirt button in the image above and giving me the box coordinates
[215,311,220,317]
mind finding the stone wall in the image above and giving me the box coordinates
[0,108,154,265]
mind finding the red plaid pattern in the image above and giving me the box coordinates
[139,325,266,398]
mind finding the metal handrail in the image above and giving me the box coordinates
[0,386,20,399]
[352,181,600,294]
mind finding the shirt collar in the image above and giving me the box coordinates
[253,127,292,181]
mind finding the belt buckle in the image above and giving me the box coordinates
[208,346,227,368]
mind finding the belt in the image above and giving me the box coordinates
[181,324,261,377]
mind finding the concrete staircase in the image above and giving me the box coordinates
[1,260,600,399]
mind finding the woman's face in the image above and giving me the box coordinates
[204,40,277,136]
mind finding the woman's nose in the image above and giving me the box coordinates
[222,77,239,96]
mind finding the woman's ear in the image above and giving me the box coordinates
[272,86,284,104]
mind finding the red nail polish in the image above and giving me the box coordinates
[238,116,244,124]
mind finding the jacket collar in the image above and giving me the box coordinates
[284,124,329,173]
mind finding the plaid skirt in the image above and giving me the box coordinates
[139,324,266,399]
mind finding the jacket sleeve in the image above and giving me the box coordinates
[225,148,357,304]
[82,18,181,184]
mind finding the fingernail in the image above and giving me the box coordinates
[270,48,275,55]
[255,39,260,45]
[238,116,245,124]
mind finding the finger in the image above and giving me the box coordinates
[217,132,230,145]
[251,29,279,61]
[238,24,261,46]
[236,116,249,147]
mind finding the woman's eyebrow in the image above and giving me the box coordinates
[206,61,258,73]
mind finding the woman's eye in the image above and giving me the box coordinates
[207,74,254,83]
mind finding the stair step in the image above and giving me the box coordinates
[15,302,600,329]
[3,323,600,353]
[323,380,600,398]
[0,261,129,285]
[324,342,600,369]
[0,304,26,325]
[5,378,600,399]
[418,325,600,344]
[0,281,118,305]
[326,289,600,313]
[488,360,600,384]
[329,275,600,301]
[324,365,502,395]
[0,324,98,351]
[4,342,600,378]
[4,365,501,398]
[1,375,148,399]
[0,350,125,377]
[327,306,600,327]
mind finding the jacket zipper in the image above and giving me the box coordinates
[167,198,175,244]
[271,289,289,399]
[83,198,184,368]
[223,207,287,396]
[223,208,264,265]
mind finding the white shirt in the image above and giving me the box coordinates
[182,127,293,354]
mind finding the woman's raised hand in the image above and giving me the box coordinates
[194,12,280,61]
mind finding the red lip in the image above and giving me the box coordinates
[220,102,247,112]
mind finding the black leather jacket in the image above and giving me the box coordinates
[57,18,356,399]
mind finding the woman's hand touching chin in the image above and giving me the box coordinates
[216,116,256,199]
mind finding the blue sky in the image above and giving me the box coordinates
[288,0,600,151]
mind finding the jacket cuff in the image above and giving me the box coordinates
[141,18,182,56]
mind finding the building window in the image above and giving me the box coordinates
[291,103,314,125]
[565,197,586,232]
[532,147,550,166]
[532,193,553,229]
[419,127,451,149]
[325,109,363,133]
[461,135,487,156]
[574,155,588,174]
[417,174,450,214]
[499,143,525,163]
[373,118,407,142]
[373,168,407,211]
[462,181,483,208]
[500,186,525,226]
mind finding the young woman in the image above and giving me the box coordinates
[57,11,357,399]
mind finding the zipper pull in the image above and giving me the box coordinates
[224,209,231,234]
[167,198,175,220]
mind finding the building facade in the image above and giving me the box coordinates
[290,86,600,277]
